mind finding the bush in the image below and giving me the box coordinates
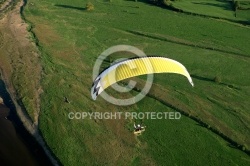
[86,2,94,11]
[214,76,221,83]
[163,0,172,6]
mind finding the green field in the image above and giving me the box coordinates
[169,0,250,22]
[171,0,235,18]
[20,0,250,165]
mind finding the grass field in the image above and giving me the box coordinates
[18,0,250,165]
[170,0,250,22]
[171,0,236,18]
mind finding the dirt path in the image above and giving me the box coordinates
[0,1,59,165]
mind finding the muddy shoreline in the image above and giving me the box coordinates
[0,80,53,166]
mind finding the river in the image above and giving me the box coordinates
[0,79,53,166]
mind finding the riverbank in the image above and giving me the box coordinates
[0,96,3,104]
[0,83,53,166]
[0,0,59,165]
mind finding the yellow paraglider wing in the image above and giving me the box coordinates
[91,57,193,100]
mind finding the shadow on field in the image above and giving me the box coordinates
[191,74,241,90]
[54,4,86,11]
[192,1,234,11]
[191,75,214,83]
[127,0,250,25]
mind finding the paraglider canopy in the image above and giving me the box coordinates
[91,56,194,100]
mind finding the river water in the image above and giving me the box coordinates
[0,79,53,166]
